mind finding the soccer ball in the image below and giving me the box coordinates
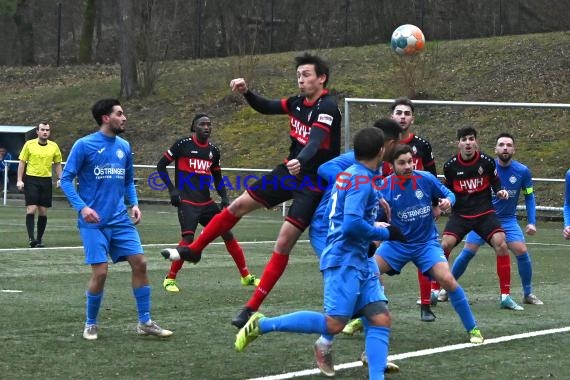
[390,24,425,56]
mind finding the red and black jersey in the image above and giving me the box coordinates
[443,151,502,218]
[281,90,341,177]
[162,137,221,205]
[382,133,436,176]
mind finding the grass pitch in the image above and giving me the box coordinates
[1,200,569,379]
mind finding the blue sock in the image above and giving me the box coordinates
[516,253,533,296]
[259,311,327,335]
[363,321,390,380]
[451,248,476,280]
[133,285,151,323]
[85,290,103,326]
[449,286,476,331]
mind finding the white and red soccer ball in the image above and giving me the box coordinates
[391,24,426,56]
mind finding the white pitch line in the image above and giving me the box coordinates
[0,240,312,253]
[246,326,570,380]
[1,289,23,293]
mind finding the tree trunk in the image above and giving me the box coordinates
[13,0,35,65]
[78,0,96,63]
[117,0,138,99]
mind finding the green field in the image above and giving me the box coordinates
[1,200,569,379]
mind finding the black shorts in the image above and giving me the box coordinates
[246,164,324,231]
[24,175,53,207]
[178,201,221,237]
[443,212,504,248]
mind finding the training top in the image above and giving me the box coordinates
[320,162,388,272]
[161,136,222,205]
[493,159,536,225]
[60,132,138,228]
[18,138,62,177]
[382,134,436,177]
[380,170,455,244]
[443,151,502,218]
[244,89,341,177]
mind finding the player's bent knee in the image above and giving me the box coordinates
[361,301,391,327]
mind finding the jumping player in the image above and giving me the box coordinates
[157,114,259,292]
[161,53,342,328]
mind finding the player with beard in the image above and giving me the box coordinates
[157,114,259,292]
[61,99,172,340]
[445,133,542,306]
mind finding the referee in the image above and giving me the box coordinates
[17,123,63,248]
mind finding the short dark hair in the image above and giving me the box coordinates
[354,127,384,160]
[496,132,515,144]
[391,144,413,163]
[295,53,330,87]
[373,118,401,141]
[457,126,477,140]
[191,113,210,132]
[91,99,121,126]
[390,97,415,113]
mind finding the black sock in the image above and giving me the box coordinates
[37,215,47,242]
[26,214,35,240]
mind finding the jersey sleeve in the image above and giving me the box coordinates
[564,170,570,227]
[522,166,536,225]
[244,91,287,115]
[488,158,502,193]
[422,140,437,175]
[123,143,138,206]
[18,141,30,161]
[311,98,339,134]
[317,151,356,183]
[60,140,87,212]
[53,144,63,163]
[429,172,456,206]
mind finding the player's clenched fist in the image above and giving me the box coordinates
[230,78,248,93]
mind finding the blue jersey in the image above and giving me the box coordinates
[381,170,455,244]
[320,162,387,272]
[564,170,570,228]
[61,131,138,228]
[493,159,536,224]
[312,151,357,234]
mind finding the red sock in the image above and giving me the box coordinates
[246,252,289,311]
[190,208,240,253]
[496,254,511,295]
[166,240,189,279]
[225,238,249,277]
[432,249,451,292]
[167,260,184,279]
[418,269,432,305]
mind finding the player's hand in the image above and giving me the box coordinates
[131,205,142,225]
[386,225,407,243]
[563,226,570,240]
[438,197,452,213]
[525,224,536,235]
[497,189,509,200]
[80,206,100,224]
[169,189,181,207]
[17,180,24,191]
[286,159,301,176]
[219,196,230,209]
[230,78,248,94]
[56,179,61,188]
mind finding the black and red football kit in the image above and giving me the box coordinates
[382,133,436,176]
[443,151,504,244]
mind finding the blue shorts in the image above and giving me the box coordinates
[323,265,387,318]
[309,222,328,258]
[376,240,447,277]
[80,224,143,264]
[465,218,525,246]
